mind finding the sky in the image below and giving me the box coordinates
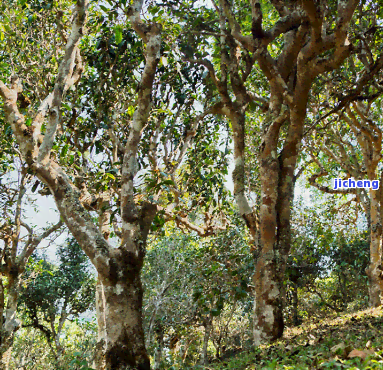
[1,167,67,262]
[24,194,67,261]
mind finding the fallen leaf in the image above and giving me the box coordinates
[347,349,375,360]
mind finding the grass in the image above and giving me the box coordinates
[205,307,383,369]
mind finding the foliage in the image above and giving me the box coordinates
[18,238,96,365]
[10,319,97,370]
[142,220,253,367]
[20,239,95,321]
[285,199,370,325]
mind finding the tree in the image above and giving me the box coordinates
[0,1,230,368]
[0,0,158,366]
[308,99,383,306]
[0,164,63,369]
[10,318,97,370]
[168,0,383,344]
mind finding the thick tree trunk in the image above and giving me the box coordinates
[366,186,383,306]
[207,0,360,350]
[252,225,285,345]
[252,148,292,344]
[252,97,307,345]
[95,265,150,370]
[0,1,158,368]
[229,107,291,345]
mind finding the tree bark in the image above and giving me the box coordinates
[252,95,307,344]
[366,185,383,306]
[0,277,21,370]
[95,262,150,370]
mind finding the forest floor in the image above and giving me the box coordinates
[206,307,383,369]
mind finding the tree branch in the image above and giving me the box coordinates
[37,2,87,164]
[308,170,357,195]
[218,0,254,51]
[17,219,64,269]
[120,5,162,248]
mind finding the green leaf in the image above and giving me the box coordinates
[127,106,135,116]
[31,181,39,193]
[99,5,109,12]
[62,103,71,111]
[61,144,69,158]
[104,173,115,180]
[114,25,123,45]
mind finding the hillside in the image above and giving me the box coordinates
[206,307,383,370]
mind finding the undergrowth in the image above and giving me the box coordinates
[201,307,383,369]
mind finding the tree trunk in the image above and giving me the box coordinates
[252,157,292,345]
[291,284,299,326]
[252,237,285,345]
[0,1,160,367]
[252,97,307,345]
[94,258,150,370]
[152,323,163,370]
[366,185,383,306]
[181,339,193,363]
[229,106,290,345]
[1,279,20,365]
[200,315,212,366]
[0,277,21,370]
